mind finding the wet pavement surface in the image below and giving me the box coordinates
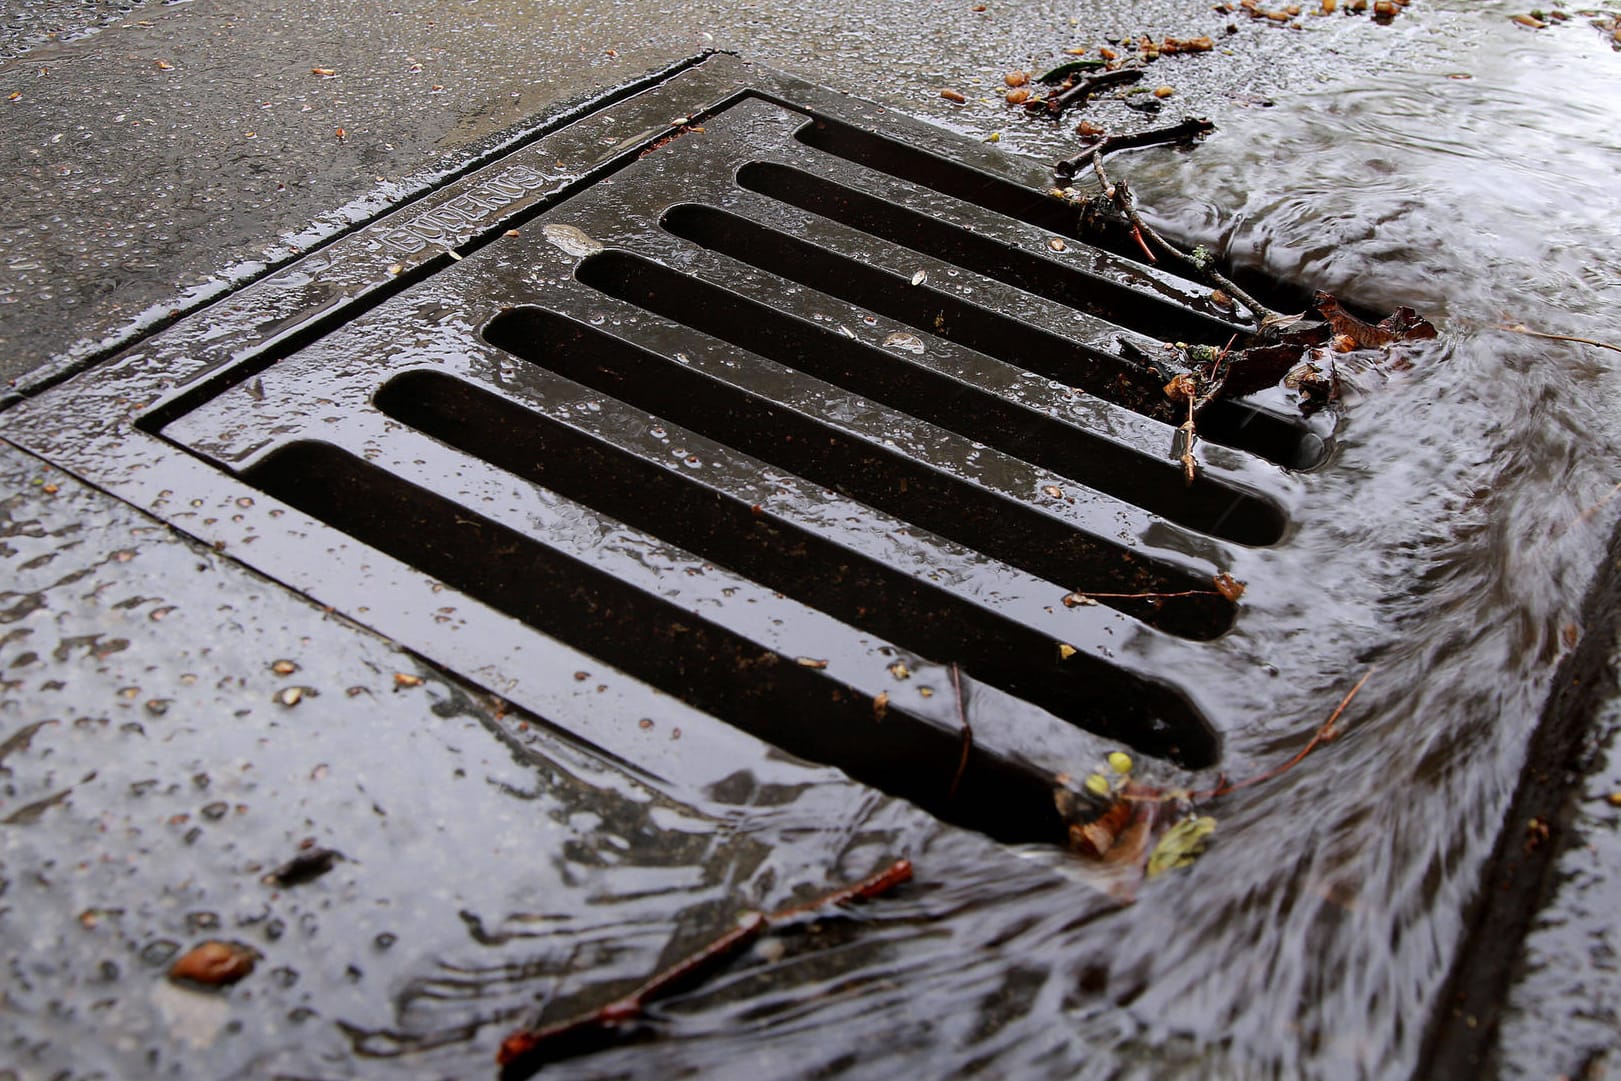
[4,1,1621,1079]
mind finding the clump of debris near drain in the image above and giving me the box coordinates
[1054,669,1374,899]
[981,17,1447,487]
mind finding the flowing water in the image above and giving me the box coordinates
[3,3,1619,1080]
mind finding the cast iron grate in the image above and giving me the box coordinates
[0,55,1322,845]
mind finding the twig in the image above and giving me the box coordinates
[766,859,915,925]
[1030,67,1143,117]
[1499,323,1621,355]
[1089,148,1279,325]
[1200,667,1376,799]
[1054,117,1215,181]
[1179,391,1198,485]
[1064,588,1220,603]
[1572,480,1621,527]
[497,861,914,1074]
[948,663,972,801]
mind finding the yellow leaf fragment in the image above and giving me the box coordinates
[1058,643,1078,660]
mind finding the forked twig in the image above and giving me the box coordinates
[497,860,914,1075]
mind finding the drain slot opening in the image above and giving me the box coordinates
[736,161,1241,345]
[243,440,1090,842]
[484,304,1237,642]
[375,368,1223,762]
[569,249,1285,546]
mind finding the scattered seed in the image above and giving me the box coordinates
[1042,484,1064,498]
[1004,70,1029,87]
[271,659,297,675]
[796,657,829,669]
[910,269,928,286]
[311,67,337,77]
[1062,592,1099,607]
[1006,87,1031,104]
[393,672,424,688]
[1153,85,1175,98]
[873,691,889,720]
[155,60,174,71]
[387,263,403,275]
[1108,751,1134,774]
[277,687,304,707]
[889,661,911,680]
[940,88,967,104]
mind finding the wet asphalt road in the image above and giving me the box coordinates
[3,1,1620,1078]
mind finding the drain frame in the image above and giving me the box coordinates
[0,53,1315,837]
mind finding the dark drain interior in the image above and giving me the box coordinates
[1,59,1325,847]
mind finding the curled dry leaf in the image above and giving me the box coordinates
[1163,373,1198,401]
[1212,572,1246,601]
[169,940,258,986]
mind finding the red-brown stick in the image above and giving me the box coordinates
[1201,667,1376,799]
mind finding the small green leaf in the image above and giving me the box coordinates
[1146,815,1217,877]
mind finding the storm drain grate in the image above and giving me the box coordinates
[0,55,1323,845]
